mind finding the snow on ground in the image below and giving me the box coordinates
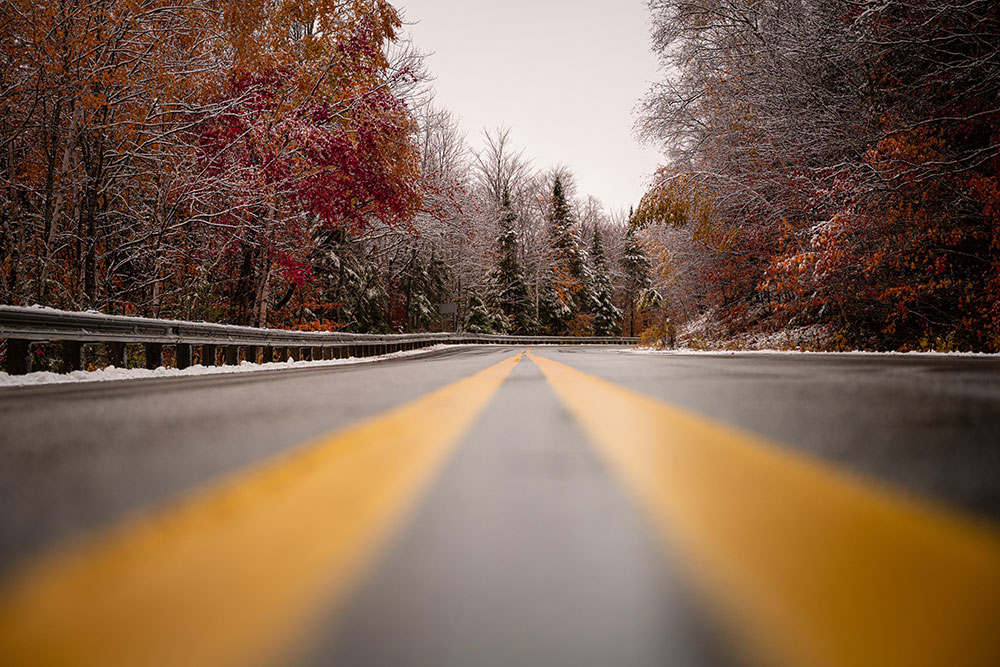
[629,347,998,358]
[0,344,463,388]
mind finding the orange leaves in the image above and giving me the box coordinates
[866,125,948,184]
[634,167,715,236]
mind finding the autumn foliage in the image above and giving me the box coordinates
[638,0,1000,351]
[1,0,421,328]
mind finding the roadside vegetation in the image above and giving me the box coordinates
[635,0,1000,352]
[2,0,996,351]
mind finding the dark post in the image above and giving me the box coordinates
[246,346,259,364]
[288,347,300,361]
[5,339,30,375]
[62,340,84,372]
[176,343,192,370]
[145,343,163,370]
[225,345,239,366]
[202,344,217,366]
[262,346,274,364]
[108,341,127,368]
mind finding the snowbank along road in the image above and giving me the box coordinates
[0,345,999,667]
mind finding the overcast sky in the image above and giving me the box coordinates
[398,0,662,213]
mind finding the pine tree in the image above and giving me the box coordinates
[401,249,450,331]
[590,226,622,335]
[487,188,536,334]
[541,176,592,334]
[464,294,499,334]
[621,210,652,336]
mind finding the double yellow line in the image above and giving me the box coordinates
[0,353,522,667]
[529,352,1000,667]
[2,350,999,667]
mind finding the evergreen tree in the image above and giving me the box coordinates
[590,226,622,335]
[487,188,536,334]
[400,248,450,331]
[621,210,652,336]
[464,294,500,334]
[541,176,592,334]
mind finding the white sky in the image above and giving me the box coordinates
[398,0,663,213]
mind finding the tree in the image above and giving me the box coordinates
[638,0,1000,351]
[590,226,622,335]
[463,294,503,334]
[621,214,652,337]
[541,176,592,334]
[487,188,535,333]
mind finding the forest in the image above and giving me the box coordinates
[637,0,1000,351]
[1,0,998,351]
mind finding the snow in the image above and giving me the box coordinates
[630,347,998,358]
[0,345,461,388]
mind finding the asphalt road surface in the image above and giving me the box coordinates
[0,346,998,667]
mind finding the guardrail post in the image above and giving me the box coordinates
[62,340,84,372]
[176,343,192,370]
[145,343,163,370]
[245,345,259,364]
[202,344,217,366]
[225,345,238,366]
[5,339,29,375]
[288,347,300,362]
[262,346,273,364]
[108,341,127,368]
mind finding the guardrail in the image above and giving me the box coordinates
[0,306,637,375]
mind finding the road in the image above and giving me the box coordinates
[0,346,999,667]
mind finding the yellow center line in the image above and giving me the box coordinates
[528,351,1000,667]
[0,352,523,667]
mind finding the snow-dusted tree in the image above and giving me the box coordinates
[621,215,652,336]
[463,294,504,334]
[399,249,450,331]
[473,127,534,214]
[487,188,536,334]
[540,176,593,334]
[638,0,1000,350]
[589,226,622,335]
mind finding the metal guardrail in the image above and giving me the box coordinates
[0,306,637,375]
